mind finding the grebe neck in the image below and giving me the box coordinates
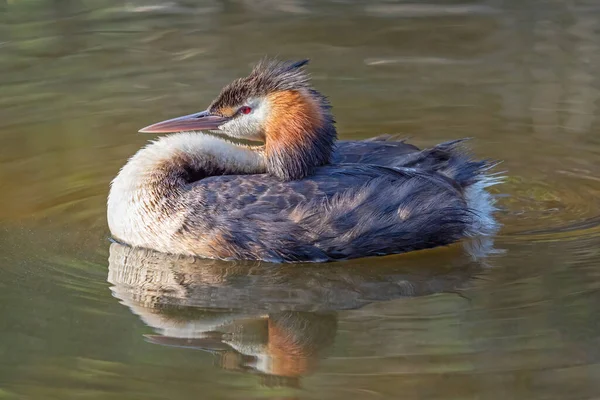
[107,133,265,251]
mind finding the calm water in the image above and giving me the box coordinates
[2,1,600,399]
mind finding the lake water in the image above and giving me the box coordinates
[1,1,600,399]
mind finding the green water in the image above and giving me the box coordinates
[1,1,600,399]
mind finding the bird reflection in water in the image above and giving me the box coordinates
[107,240,494,387]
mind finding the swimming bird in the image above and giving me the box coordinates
[107,58,500,262]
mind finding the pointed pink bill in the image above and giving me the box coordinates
[138,110,231,133]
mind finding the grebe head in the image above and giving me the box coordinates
[139,59,337,180]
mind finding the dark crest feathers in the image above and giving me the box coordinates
[287,59,310,69]
[209,58,312,112]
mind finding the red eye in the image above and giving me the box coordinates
[240,106,252,115]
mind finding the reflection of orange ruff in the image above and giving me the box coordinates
[266,312,337,378]
[268,317,314,377]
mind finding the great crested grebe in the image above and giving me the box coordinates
[108,58,501,262]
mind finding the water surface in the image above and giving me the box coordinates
[1,1,600,399]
